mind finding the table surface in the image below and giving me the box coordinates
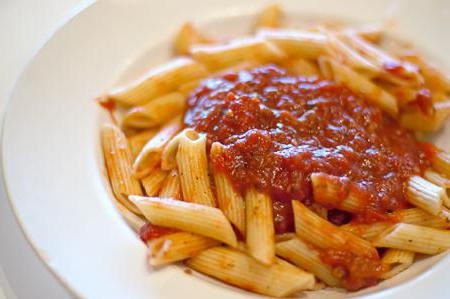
[0,1,91,298]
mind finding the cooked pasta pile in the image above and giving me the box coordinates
[99,4,450,297]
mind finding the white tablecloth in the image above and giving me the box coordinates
[0,1,89,298]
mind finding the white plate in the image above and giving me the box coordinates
[2,0,450,298]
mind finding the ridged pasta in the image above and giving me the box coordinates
[406,176,447,215]
[159,169,182,199]
[101,124,143,214]
[141,169,168,196]
[245,188,275,264]
[122,92,186,128]
[373,223,450,254]
[130,196,237,247]
[108,57,208,106]
[276,238,341,287]
[147,232,219,266]
[380,249,415,279]
[176,130,216,206]
[292,201,378,257]
[186,246,315,297]
[133,116,182,178]
[210,142,245,236]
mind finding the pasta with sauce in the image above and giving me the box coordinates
[98,4,450,297]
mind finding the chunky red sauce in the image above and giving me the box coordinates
[139,223,177,243]
[184,65,429,289]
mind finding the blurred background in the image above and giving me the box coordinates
[0,2,90,298]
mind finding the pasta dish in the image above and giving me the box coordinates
[98,4,450,297]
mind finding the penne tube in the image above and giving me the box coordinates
[424,169,450,188]
[341,222,391,241]
[211,142,245,236]
[317,56,334,80]
[159,169,182,199]
[130,196,237,247]
[173,22,215,55]
[310,173,366,213]
[325,31,379,77]
[176,130,216,206]
[400,101,450,132]
[114,199,146,232]
[133,116,182,178]
[341,207,450,240]
[161,128,196,170]
[397,207,450,228]
[281,58,319,77]
[177,80,200,96]
[339,33,422,86]
[257,28,326,59]
[186,246,315,298]
[141,169,168,196]
[292,201,378,257]
[344,23,384,43]
[327,58,398,116]
[254,4,283,30]
[431,149,450,177]
[274,232,297,243]
[147,232,219,266]
[101,124,143,215]
[401,52,450,93]
[122,92,186,129]
[108,57,209,106]
[190,37,285,71]
[406,176,447,215]
[276,237,341,287]
[245,188,275,265]
[128,129,158,158]
[380,249,415,279]
[372,223,450,254]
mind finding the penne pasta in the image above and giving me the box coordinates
[431,149,450,177]
[122,92,186,129]
[274,232,297,243]
[317,56,334,79]
[281,58,319,77]
[161,128,196,171]
[257,28,326,59]
[380,249,415,279]
[130,196,237,247]
[147,232,219,266]
[292,201,378,257]
[177,80,200,96]
[400,101,450,132]
[310,173,366,213]
[108,57,208,106]
[406,176,447,215]
[339,33,422,86]
[190,37,285,71]
[133,116,182,178]
[176,130,216,206]
[186,246,315,297]
[254,4,283,30]
[341,222,391,241]
[211,142,245,236]
[276,237,341,287]
[245,188,275,265]
[173,22,215,55]
[101,124,143,215]
[159,169,182,199]
[344,23,384,43]
[401,52,450,93]
[424,169,450,188]
[128,129,158,158]
[372,223,450,254]
[327,58,398,116]
[141,169,168,196]
[325,31,379,77]
[114,199,146,232]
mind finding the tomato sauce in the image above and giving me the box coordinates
[184,65,429,289]
[139,223,177,243]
